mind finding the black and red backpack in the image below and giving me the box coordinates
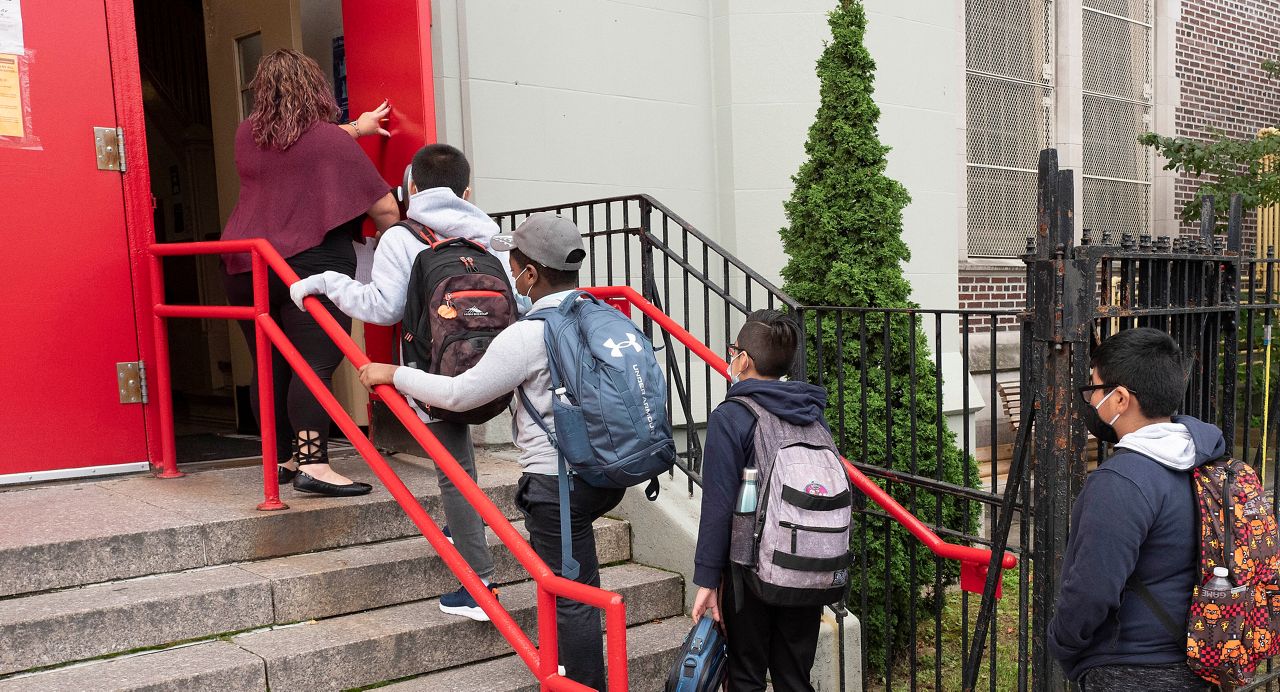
[398,219,516,424]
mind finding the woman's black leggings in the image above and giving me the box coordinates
[224,266,353,466]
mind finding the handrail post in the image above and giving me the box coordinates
[148,252,183,478]
[253,252,287,511]
[605,599,629,691]
[537,585,560,690]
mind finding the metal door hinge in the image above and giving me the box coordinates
[117,361,147,404]
[95,127,127,172]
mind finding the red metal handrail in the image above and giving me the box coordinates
[148,239,626,691]
[583,285,1019,593]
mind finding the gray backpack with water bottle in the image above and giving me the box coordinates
[728,396,853,607]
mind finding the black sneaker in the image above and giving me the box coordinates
[443,525,454,544]
[438,584,497,621]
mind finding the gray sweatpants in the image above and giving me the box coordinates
[427,420,496,583]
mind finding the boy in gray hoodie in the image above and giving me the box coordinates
[290,143,521,621]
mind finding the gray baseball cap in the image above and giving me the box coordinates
[490,212,586,271]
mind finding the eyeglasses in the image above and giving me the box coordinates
[728,344,749,360]
[1077,383,1138,405]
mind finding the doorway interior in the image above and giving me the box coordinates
[134,0,361,464]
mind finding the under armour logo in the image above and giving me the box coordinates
[603,333,642,358]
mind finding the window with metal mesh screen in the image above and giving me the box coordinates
[1081,1,1152,239]
[1083,11,1149,102]
[967,0,1048,82]
[969,167,1041,257]
[966,0,1054,257]
[1082,0,1147,20]
[1083,95,1150,180]
[1083,178,1151,238]
[967,74,1051,170]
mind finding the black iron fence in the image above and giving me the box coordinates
[491,195,1026,691]
[489,165,1280,690]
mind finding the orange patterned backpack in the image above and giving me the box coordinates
[1131,457,1280,687]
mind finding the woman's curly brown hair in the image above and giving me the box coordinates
[248,49,338,151]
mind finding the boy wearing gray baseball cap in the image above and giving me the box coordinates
[361,212,620,689]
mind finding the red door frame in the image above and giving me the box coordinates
[101,0,437,469]
[103,0,163,472]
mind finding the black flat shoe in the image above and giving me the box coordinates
[292,470,373,497]
[278,464,298,484]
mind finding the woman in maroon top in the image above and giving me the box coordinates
[223,49,398,497]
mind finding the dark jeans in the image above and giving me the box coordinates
[515,473,625,691]
[224,267,352,465]
[1078,663,1211,691]
[721,573,822,692]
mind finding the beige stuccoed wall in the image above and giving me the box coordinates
[433,0,963,324]
[432,0,970,428]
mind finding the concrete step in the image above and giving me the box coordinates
[0,518,631,675]
[231,563,683,692]
[0,564,683,692]
[390,617,691,691]
[0,452,523,598]
[0,641,267,692]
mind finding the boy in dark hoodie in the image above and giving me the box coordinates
[1048,327,1221,691]
[691,309,831,691]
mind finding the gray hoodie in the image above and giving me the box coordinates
[393,291,574,475]
[304,186,524,326]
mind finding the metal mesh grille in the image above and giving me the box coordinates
[967,73,1051,170]
[966,0,1048,82]
[966,0,1053,257]
[1083,177,1151,237]
[1081,0,1152,237]
[969,167,1040,257]
[1083,95,1151,180]
[1082,0,1150,21]
[1083,11,1150,102]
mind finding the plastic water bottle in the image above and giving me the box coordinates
[735,468,759,514]
[1203,566,1233,598]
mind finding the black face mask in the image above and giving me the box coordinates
[1083,389,1120,444]
[1083,405,1120,444]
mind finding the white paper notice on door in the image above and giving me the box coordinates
[0,0,23,56]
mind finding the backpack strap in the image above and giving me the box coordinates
[396,218,440,246]
[515,308,581,582]
[1125,574,1183,640]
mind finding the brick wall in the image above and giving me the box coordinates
[1175,0,1280,251]
[958,268,1025,332]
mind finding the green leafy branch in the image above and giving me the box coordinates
[1141,129,1280,226]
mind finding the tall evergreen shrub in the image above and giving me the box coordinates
[779,0,980,663]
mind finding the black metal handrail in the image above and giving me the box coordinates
[490,194,1028,692]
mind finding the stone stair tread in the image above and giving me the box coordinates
[243,517,630,622]
[0,566,272,675]
[0,641,266,692]
[231,563,684,691]
[0,452,522,598]
[388,616,691,691]
[0,519,630,676]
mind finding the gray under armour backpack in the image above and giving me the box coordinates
[727,396,853,607]
[517,291,676,578]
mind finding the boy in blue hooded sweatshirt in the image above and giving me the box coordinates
[691,309,832,691]
[290,143,522,622]
[1048,327,1220,691]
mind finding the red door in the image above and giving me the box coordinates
[0,0,150,478]
[341,0,437,366]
